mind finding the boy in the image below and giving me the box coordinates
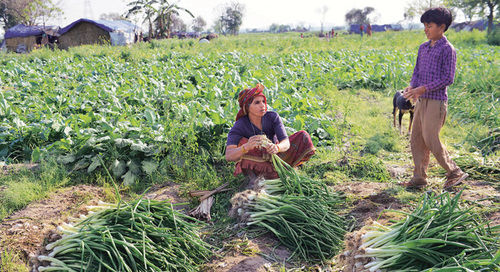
[401,7,468,190]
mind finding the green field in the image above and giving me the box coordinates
[0,30,498,271]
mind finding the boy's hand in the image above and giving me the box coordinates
[404,86,426,101]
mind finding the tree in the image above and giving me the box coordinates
[404,0,446,21]
[99,12,128,21]
[481,0,499,33]
[212,19,223,33]
[191,16,206,32]
[170,14,186,32]
[153,0,193,38]
[269,23,291,33]
[125,0,193,39]
[0,2,19,30]
[216,1,244,35]
[317,5,328,34]
[125,0,156,39]
[407,0,498,33]
[269,23,279,33]
[449,0,498,33]
[445,0,479,21]
[0,0,62,30]
[345,7,375,25]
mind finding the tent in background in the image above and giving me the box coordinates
[58,18,141,49]
[4,24,59,53]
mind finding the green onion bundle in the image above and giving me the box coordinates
[37,199,212,272]
[248,193,346,261]
[355,191,499,272]
[246,153,347,262]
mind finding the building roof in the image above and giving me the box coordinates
[59,18,140,35]
[5,24,59,39]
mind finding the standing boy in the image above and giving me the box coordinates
[402,7,468,190]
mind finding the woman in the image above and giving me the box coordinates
[225,83,316,179]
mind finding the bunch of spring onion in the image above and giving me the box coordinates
[248,192,346,261]
[263,155,345,205]
[37,199,212,272]
[245,148,347,261]
[355,191,499,272]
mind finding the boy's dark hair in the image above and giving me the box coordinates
[420,7,453,31]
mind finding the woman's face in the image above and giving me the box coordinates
[247,95,266,118]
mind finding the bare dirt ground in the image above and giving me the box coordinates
[0,185,107,271]
[0,176,498,272]
[203,235,291,272]
[0,164,40,176]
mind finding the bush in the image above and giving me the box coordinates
[487,27,500,45]
[448,29,486,46]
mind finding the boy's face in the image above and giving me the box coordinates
[424,22,445,41]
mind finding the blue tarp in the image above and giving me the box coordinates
[349,24,402,34]
[59,18,140,35]
[5,24,59,39]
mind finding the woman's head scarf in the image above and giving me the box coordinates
[236,83,267,121]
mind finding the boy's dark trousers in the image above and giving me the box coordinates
[410,98,459,180]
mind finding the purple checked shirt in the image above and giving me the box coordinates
[410,36,456,101]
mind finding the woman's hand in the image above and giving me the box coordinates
[265,143,280,155]
[244,135,267,152]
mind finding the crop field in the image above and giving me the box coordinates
[0,30,498,271]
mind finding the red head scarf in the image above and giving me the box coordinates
[236,83,267,121]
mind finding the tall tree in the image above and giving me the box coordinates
[445,0,480,21]
[407,0,498,33]
[170,14,186,32]
[317,5,328,34]
[153,0,193,38]
[125,0,193,39]
[216,1,244,35]
[463,0,498,33]
[345,7,375,25]
[482,0,499,33]
[0,0,62,30]
[0,2,19,30]
[125,0,155,39]
[404,0,446,21]
[191,16,206,32]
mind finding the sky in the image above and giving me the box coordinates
[48,0,416,31]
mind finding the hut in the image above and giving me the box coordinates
[451,20,487,32]
[4,24,59,53]
[58,19,140,49]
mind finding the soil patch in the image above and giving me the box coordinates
[460,180,500,226]
[349,191,406,229]
[0,163,39,176]
[203,234,291,272]
[0,185,106,270]
[144,181,190,210]
[333,181,391,198]
[335,229,371,272]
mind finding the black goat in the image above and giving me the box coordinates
[392,91,415,134]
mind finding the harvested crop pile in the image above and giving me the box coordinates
[355,191,499,271]
[37,198,212,272]
[235,152,348,262]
